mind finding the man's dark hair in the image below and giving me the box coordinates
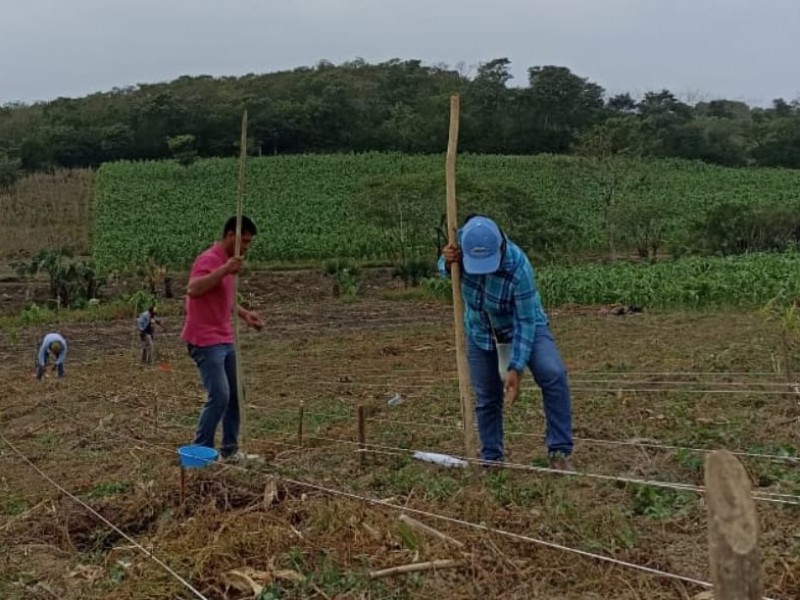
[463,213,483,225]
[223,215,258,237]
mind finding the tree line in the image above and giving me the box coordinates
[0,58,798,176]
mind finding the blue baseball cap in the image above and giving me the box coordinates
[461,217,503,274]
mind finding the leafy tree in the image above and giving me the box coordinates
[0,59,798,170]
[575,119,652,260]
[167,133,198,166]
[613,196,676,260]
[520,66,605,153]
[461,58,517,152]
[752,109,800,168]
[0,150,21,191]
[353,171,572,266]
[606,93,637,114]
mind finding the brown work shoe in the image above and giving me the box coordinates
[548,452,576,473]
[220,451,263,464]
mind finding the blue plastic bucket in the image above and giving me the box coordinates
[178,445,218,469]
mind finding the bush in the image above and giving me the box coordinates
[613,198,676,260]
[15,248,105,308]
[20,303,56,325]
[693,202,800,255]
[393,257,435,287]
[0,151,22,192]
[420,276,452,300]
[323,259,361,297]
[167,134,197,167]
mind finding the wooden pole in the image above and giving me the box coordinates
[445,94,479,459]
[357,405,366,467]
[705,450,762,600]
[180,466,186,504]
[297,401,305,447]
[233,110,248,453]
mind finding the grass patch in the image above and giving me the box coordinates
[369,463,463,501]
[87,481,131,499]
[627,484,694,520]
[1,497,29,517]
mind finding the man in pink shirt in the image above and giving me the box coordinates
[182,215,264,462]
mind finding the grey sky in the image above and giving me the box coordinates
[1,0,798,106]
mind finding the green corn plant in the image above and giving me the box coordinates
[92,154,800,271]
[760,297,800,390]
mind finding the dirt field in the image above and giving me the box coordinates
[1,271,799,599]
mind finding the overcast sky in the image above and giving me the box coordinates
[1,0,798,106]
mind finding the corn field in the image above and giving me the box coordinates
[92,153,800,270]
[423,252,800,309]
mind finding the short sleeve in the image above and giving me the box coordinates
[191,252,217,278]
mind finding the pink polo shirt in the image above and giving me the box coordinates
[181,244,234,347]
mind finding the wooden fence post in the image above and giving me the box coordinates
[357,405,366,467]
[153,389,159,434]
[705,449,762,600]
[233,110,249,453]
[297,400,305,448]
[445,94,479,459]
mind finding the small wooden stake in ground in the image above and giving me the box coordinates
[445,94,479,459]
[179,466,186,504]
[357,405,366,467]
[297,401,305,447]
[704,450,762,600]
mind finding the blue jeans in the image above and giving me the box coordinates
[467,325,573,461]
[35,361,64,380]
[188,343,240,458]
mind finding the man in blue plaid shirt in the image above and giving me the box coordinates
[439,215,574,471]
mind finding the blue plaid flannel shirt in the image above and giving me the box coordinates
[438,237,548,373]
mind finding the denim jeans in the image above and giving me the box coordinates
[467,325,573,461]
[35,360,64,379]
[140,332,154,364]
[188,343,240,458]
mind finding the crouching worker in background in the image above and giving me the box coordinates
[36,332,67,380]
[439,215,575,471]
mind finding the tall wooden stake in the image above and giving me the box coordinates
[705,450,762,600]
[234,110,248,452]
[445,94,479,459]
[297,401,305,447]
[357,405,366,467]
